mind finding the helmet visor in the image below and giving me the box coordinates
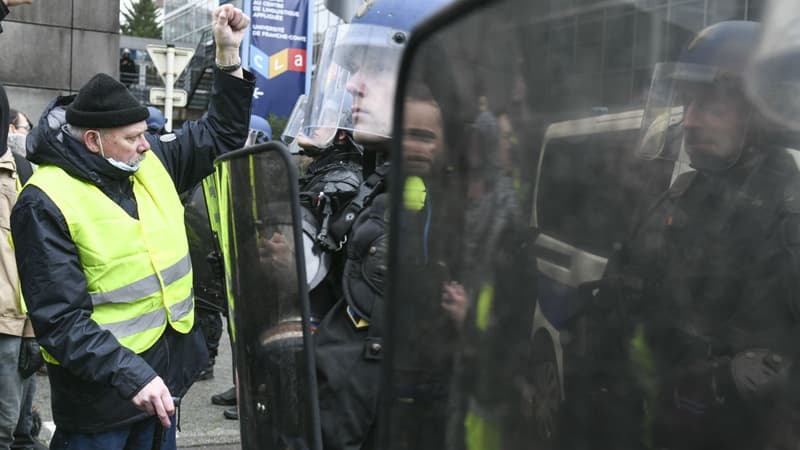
[282,95,307,154]
[282,94,307,145]
[303,23,407,146]
[639,62,751,170]
[638,63,687,161]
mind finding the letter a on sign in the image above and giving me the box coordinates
[288,48,306,72]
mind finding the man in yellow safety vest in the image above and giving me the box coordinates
[9,5,254,449]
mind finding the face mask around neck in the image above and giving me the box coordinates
[94,132,141,172]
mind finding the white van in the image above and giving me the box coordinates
[523,109,692,442]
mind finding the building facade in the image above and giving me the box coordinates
[1,1,120,123]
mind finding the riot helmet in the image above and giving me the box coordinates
[246,114,272,146]
[302,0,450,147]
[639,21,762,171]
[146,106,165,135]
[286,90,359,158]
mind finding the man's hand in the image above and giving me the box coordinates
[4,0,34,6]
[132,376,174,428]
[442,281,467,326]
[212,5,249,60]
[259,231,294,274]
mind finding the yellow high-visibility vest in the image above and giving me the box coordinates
[214,161,238,341]
[403,176,427,211]
[27,154,194,363]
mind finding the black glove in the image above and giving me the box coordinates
[668,356,737,415]
[18,337,44,379]
[731,349,792,405]
[206,250,224,281]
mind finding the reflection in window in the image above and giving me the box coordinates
[536,131,672,257]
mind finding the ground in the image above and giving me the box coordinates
[32,321,242,449]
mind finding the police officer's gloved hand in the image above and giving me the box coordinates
[669,356,737,415]
[730,349,793,406]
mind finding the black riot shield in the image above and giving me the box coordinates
[215,142,322,450]
[384,1,800,450]
[184,180,226,314]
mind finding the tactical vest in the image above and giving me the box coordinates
[27,155,194,363]
[299,158,363,252]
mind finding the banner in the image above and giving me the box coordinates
[243,0,312,119]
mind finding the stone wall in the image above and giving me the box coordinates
[1,1,120,122]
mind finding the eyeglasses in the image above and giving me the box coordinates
[14,123,31,131]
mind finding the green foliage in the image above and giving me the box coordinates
[120,0,162,38]
[267,114,289,140]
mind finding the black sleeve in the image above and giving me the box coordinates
[1,84,8,155]
[12,152,32,184]
[150,68,255,196]
[10,186,158,400]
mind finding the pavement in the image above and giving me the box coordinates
[32,322,242,449]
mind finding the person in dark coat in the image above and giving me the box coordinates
[0,3,36,450]
[9,5,253,450]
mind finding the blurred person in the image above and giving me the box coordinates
[6,109,32,177]
[6,108,44,450]
[0,4,36,450]
[7,108,31,136]
[572,21,800,450]
[119,48,137,88]
[9,5,253,450]
[0,112,35,450]
[146,106,165,135]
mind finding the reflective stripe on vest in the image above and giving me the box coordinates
[27,154,194,363]
[215,161,237,341]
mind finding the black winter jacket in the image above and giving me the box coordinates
[10,69,254,432]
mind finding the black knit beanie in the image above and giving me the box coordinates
[66,73,149,128]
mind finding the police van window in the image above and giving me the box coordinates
[536,130,669,258]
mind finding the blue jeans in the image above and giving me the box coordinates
[49,415,176,450]
[0,334,24,450]
[12,375,37,449]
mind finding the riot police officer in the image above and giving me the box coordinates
[286,80,364,322]
[303,1,451,448]
[586,21,800,450]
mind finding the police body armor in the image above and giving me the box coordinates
[297,140,363,322]
[298,142,363,252]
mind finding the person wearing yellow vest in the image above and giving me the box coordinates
[9,5,254,449]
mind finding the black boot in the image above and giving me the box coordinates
[211,386,237,406]
[223,406,239,420]
[196,364,214,381]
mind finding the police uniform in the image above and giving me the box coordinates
[314,163,389,450]
[298,138,363,321]
[612,147,800,449]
